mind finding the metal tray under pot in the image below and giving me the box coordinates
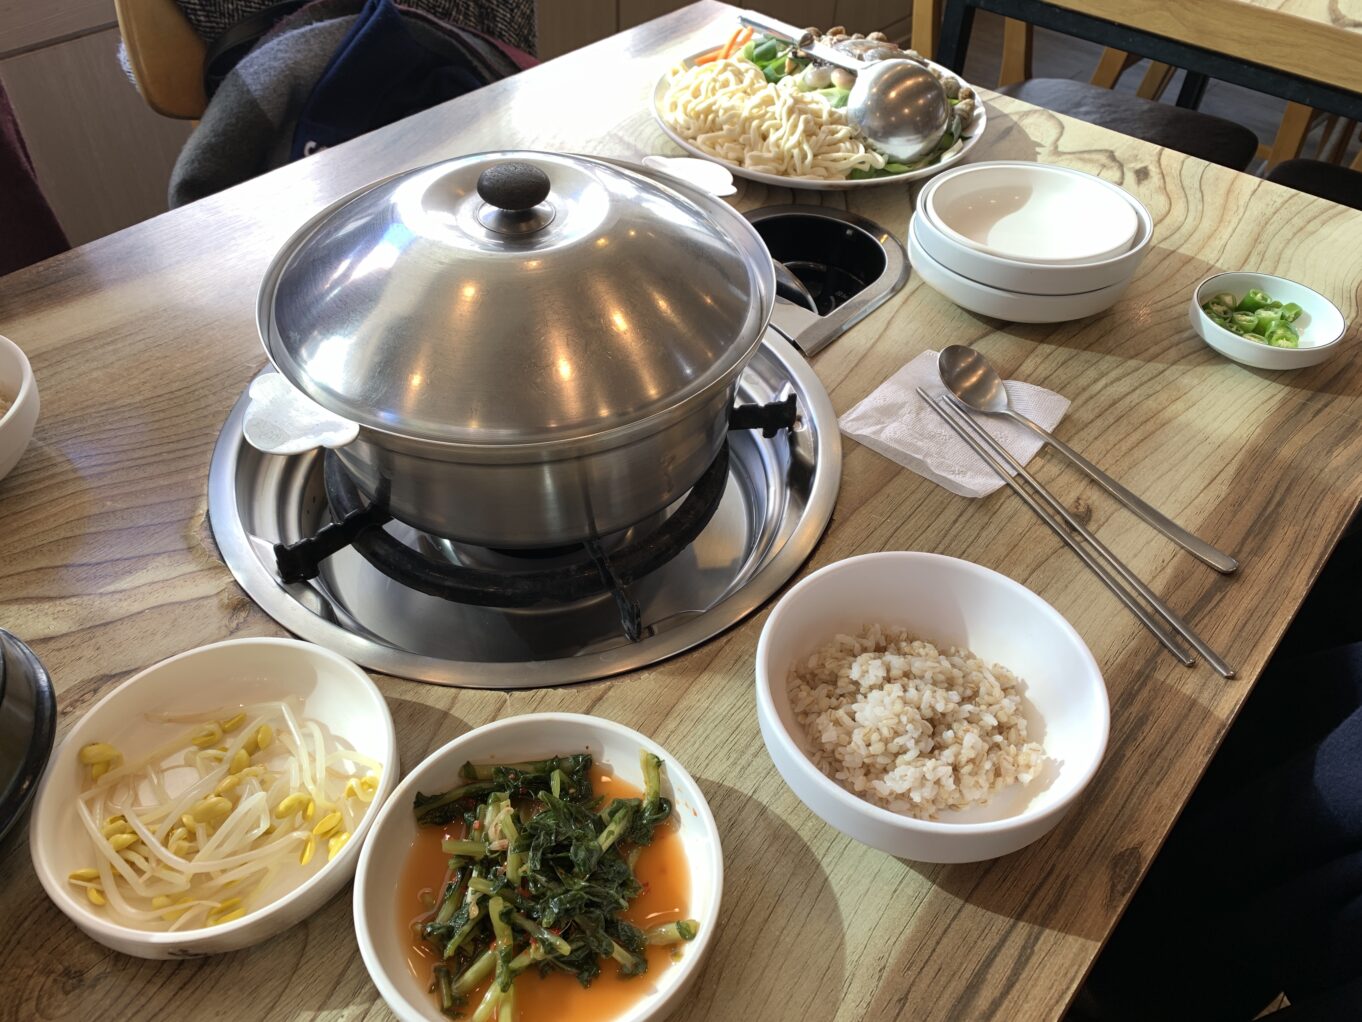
[208,205,909,687]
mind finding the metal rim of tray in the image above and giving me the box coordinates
[207,330,841,688]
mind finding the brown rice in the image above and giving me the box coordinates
[788,624,1044,819]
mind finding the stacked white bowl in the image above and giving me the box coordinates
[909,161,1152,323]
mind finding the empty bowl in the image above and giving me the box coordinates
[912,192,1151,295]
[1190,271,1346,371]
[29,637,398,958]
[922,161,1139,265]
[0,334,39,484]
[908,216,1132,323]
[354,712,722,1022]
[755,551,1109,863]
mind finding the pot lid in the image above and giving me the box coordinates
[259,152,773,446]
[0,630,57,845]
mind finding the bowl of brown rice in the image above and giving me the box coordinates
[755,551,1108,862]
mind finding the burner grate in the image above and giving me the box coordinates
[271,398,798,643]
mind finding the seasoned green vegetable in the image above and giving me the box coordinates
[411,751,699,1019]
[1202,287,1308,346]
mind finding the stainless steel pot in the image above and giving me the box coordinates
[245,152,776,548]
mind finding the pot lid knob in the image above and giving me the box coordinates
[477,162,551,210]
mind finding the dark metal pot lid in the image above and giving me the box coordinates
[0,629,57,845]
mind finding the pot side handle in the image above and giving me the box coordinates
[243,372,360,456]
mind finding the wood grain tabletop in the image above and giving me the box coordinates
[2,2,1361,1019]
[1041,0,1362,96]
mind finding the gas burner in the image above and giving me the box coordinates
[272,398,789,645]
[206,205,905,688]
[209,330,839,687]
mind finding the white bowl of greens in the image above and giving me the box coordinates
[353,713,722,1022]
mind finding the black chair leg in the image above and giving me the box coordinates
[1175,71,1209,109]
[936,0,977,74]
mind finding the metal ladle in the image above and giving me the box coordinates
[936,345,1240,574]
[737,9,949,164]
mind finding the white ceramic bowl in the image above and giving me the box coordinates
[922,161,1139,264]
[29,637,398,958]
[911,191,1151,295]
[908,217,1132,323]
[755,552,1109,863]
[354,712,722,1022]
[0,334,39,483]
[1190,271,1346,371]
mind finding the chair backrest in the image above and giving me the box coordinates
[114,0,208,119]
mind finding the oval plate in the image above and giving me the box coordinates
[652,48,987,191]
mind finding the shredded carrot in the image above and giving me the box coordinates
[692,47,723,65]
[717,27,743,60]
[719,25,753,60]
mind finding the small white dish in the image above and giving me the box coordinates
[755,551,1109,863]
[354,712,722,1022]
[911,190,1151,295]
[641,155,737,196]
[0,334,39,484]
[29,637,398,958]
[908,216,1131,323]
[1190,271,1346,371]
[922,161,1139,265]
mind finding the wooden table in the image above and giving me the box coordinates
[2,2,1361,1018]
[936,0,1362,120]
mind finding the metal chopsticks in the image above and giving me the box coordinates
[917,387,1233,675]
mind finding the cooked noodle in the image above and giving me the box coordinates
[660,58,886,180]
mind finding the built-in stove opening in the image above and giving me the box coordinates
[751,215,888,315]
[745,205,909,359]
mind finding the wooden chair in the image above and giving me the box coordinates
[113,0,207,119]
[910,4,1343,174]
[1265,158,1362,210]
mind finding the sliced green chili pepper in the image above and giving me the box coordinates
[1266,323,1300,348]
[1243,332,1269,345]
[1236,288,1273,312]
[1254,308,1282,334]
[1230,310,1259,333]
[1279,302,1303,323]
[1210,292,1238,309]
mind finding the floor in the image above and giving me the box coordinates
[951,11,1361,172]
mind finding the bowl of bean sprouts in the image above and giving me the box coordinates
[28,637,398,958]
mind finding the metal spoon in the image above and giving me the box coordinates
[772,260,819,312]
[937,345,1239,574]
[737,10,949,163]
